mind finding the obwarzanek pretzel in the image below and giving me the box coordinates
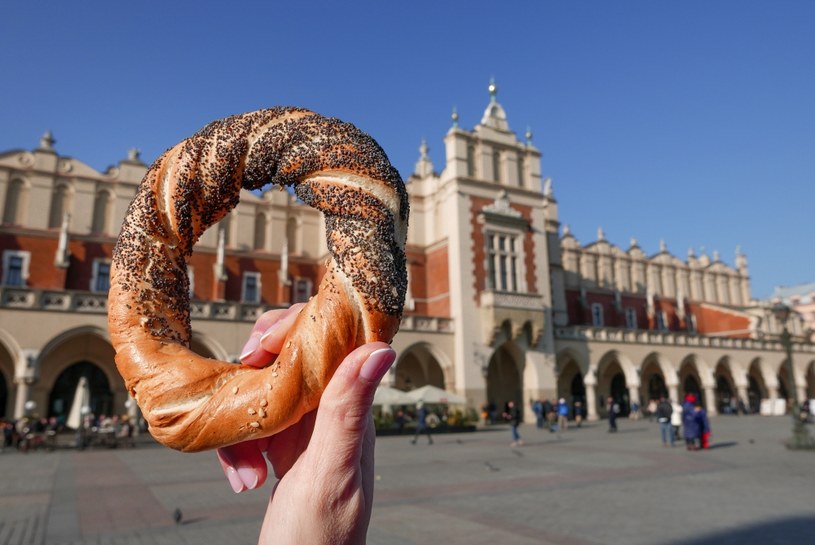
[108,108,408,452]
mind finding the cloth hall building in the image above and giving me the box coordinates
[1,87,813,426]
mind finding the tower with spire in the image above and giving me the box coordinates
[404,78,558,409]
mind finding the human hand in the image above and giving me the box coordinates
[216,304,396,545]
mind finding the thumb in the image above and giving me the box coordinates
[307,343,395,469]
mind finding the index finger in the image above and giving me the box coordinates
[239,303,306,367]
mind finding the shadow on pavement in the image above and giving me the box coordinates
[707,441,738,449]
[665,515,815,545]
[612,427,650,434]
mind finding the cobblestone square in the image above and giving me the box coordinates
[1,416,813,545]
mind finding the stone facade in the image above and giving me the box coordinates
[1,86,813,426]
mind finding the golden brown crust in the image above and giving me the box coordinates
[108,108,408,452]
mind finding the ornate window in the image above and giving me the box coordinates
[253,212,267,251]
[286,217,298,256]
[624,307,638,330]
[91,189,114,235]
[481,191,528,294]
[2,250,30,286]
[293,278,313,303]
[242,272,261,303]
[49,183,72,229]
[516,154,525,188]
[655,310,668,331]
[3,179,28,226]
[686,313,697,334]
[591,303,604,327]
[90,259,111,293]
[486,231,521,292]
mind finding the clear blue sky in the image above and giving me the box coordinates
[1,1,813,300]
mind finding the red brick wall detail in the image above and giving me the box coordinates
[405,244,450,318]
[564,288,752,337]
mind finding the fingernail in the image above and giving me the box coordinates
[226,466,245,494]
[237,467,259,490]
[259,322,282,344]
[240,335,260,361]
[360,348,396,382]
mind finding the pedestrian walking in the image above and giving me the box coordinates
[656,396,674,447]
[557,398,569,431]
[607,396,619,432]
[411,402,433,445]
[630,400,641,421]
[532,398,544,429]
[508,400,523,447]
[574,400,584,427]
[542,398,556,432]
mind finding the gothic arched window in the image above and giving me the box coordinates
[3,178,28,226]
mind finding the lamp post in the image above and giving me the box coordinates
[772,303,815,450]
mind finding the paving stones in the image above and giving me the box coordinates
[0,417,812,545]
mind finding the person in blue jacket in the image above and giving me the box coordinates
[682,393,700,450]
[557,398,570,431]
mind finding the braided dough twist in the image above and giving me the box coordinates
[108,107,408,452]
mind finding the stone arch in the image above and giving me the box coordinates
[486,340,524,417]
[557,357,585,411]
[640,352,675,405]
[0,328,23,376]
[0,364,8,419]
[35,326,126,419]
[48,360,113,420]
[2,177,30,225]
[489,319,514,350]
[0,330,18,418]
[714,356,738,414]
[556,347,587,376]
[190,332,229,361]
[515,321,535,352]
[747,358,768,413]
[776,359,793,402]
[0,339,16,418]
[678,354,707,406]
[393,342,448,392]
[595,350,637,417]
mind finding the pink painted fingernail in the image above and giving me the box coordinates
[360,348,396,382]
[240,335,260,361]
[259,321,283,344]
[226,466,245,494]
[237,467,259,490]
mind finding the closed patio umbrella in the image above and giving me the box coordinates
[66,376,90,430]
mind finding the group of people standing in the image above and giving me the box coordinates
[652,394,710,450]
[530,397,581,433]
[483,393,714,450]
[504,397,583,447]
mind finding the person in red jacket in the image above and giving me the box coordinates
[694,403,711,449]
